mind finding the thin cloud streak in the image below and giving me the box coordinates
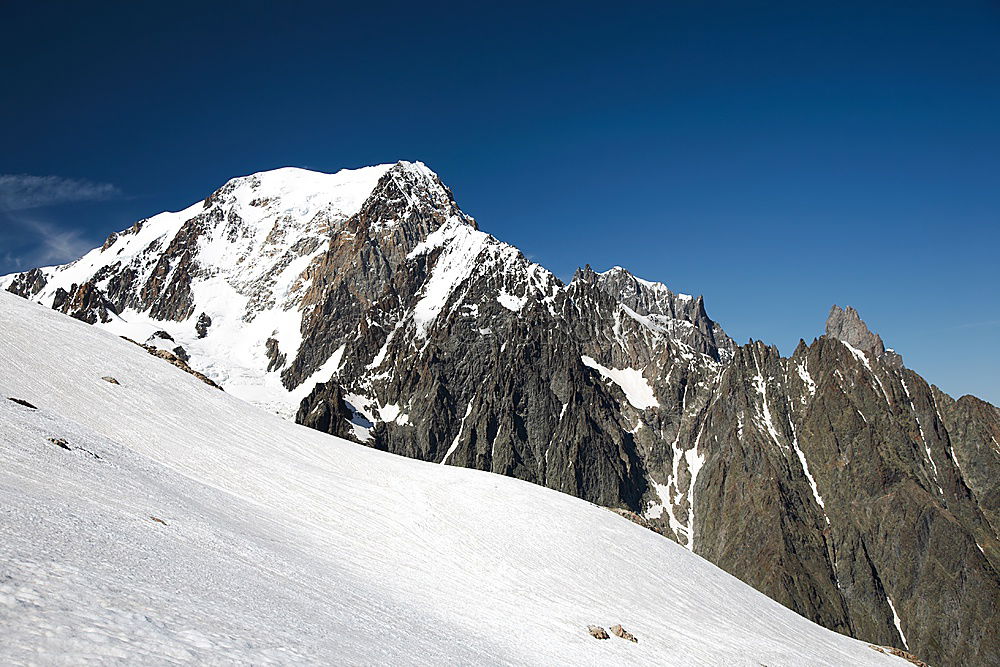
[1,213,97,271]
[946,319,1000,331]
[0,174,120,210]
[0,174,119,273]
[24,218,93,266]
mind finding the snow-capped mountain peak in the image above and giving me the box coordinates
[0,161,736,458]
[205,163,393,220]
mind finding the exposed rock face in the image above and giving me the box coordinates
[826,305,903,368]
[826,305,885,356]
[264,337,286,372]
[6,268,47,298]
[2,161,997,665]
[690,327,1000,663]
[52,281,119,324]
[932,390,1000,541]
[296,381,354,440]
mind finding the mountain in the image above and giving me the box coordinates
[0,291,916,665]
[4,161,998,665]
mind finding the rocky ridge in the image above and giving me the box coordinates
[4,161,998,665]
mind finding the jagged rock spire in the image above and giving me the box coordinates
[826,305,885,355]
[825,304,904,367]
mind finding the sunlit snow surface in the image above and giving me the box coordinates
[581,355,659,410]
[0,293,903,666]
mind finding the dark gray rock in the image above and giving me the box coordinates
[265,337,286,372]
[296,381,354,440]
[196,312,212,338]
[45,280,119,324]
[826,305,885,356]
[48,437,71,450]
[5,267,47,298]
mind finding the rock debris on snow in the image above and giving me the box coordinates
[7,397,38,409]
[610,624,637,643]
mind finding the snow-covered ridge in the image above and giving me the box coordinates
[406,217,561,337]
[210,163,395,220]
[598,265,694,301]
[0,292,905,665]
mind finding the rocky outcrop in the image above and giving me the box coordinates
[195,312,212,338]
[826,305,903,368]
[869,645,931,667]
[296,381,354,440]
[48,437,71,450]
[265,337,286,372]
[51,281,119,324]
[826,305,886,356]
[610,624,637,643]
[5,267,47,298]
[121,337,223,390]
[145,348,222,389]
[2,162,997,665]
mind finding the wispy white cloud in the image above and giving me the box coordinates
[0,174,120,273]
[0,174,120,211]
[1,251,25,270]
[22,217,94,266]
[1,214,96,269]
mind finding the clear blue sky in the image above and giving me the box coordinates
[1,1,998,403]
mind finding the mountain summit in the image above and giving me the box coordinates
[826,305,884,353]
[4,163,998,665]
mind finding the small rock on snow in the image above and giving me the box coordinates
[610,624,638,643]
[48,437,71,451]
[7,397,38,409]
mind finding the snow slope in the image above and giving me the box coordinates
[0,292,904,666]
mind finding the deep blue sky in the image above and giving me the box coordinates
[1,1,998,403]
